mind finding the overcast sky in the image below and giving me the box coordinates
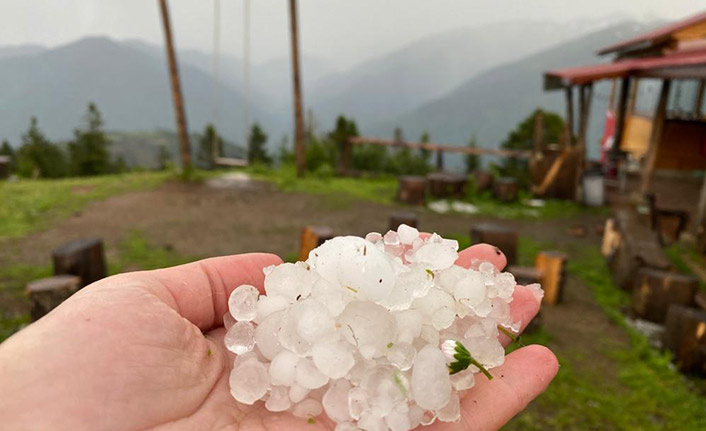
[0,1,703,69]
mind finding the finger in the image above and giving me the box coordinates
[456,243,507,271]
[431,345,559,431]
[97,253,282,331]
[499,285,541,346]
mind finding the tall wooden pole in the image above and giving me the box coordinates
[641,79,671,194]
[564,86,574,147]
[288,0,306,177]
[158,0,192,172]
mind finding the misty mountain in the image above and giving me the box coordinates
[0,37,273,147]
[307,18,634,129]
[367,21,659,168]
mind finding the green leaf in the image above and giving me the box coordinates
[447,341,494,380]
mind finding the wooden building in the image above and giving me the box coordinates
[544,10,706,238]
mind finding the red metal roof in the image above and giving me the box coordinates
[598,10,706,55]
[545,47,706,89]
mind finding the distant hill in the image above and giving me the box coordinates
[307,19,634,130]
[0,37,272,147]
[367,21,659,168]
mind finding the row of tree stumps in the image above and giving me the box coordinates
[25,238,107,321]
[602,207,706,375]
[397,171,519,206]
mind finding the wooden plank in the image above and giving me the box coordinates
[631,268,698,323]
[640,79,671,194]
[26,275,81,321]
[349,137,531,158]
[535,251,567,305]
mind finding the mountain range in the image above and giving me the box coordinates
[0,17,658,169]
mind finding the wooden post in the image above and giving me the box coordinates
[52,238,107,288]
[389,211,418,231]
[470,224,518,267]
[299,226,334,261]
[612,77,631,157]
[535,251,567,305]
[158,0,192,173]
[288,0,306,178]
[436,149,443,171]
[631,268,698,323]
[26,275,81,321]
[694,80,704,118]
[493,177,519,202]
[641,79,671,195]
[695,170,706,240]
[574,84,593,200]
[663,304,706,373]
[473,170,494,192]
[397,176,427,206]
[564,86,574,147]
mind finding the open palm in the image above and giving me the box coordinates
[0,245,557,431]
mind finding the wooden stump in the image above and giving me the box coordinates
[389,211,418,231]
[535,251,567,305]
[26,275,81,321]
[427,172,468,199]
[52,238,107,288]
[663,305,706,373]
[608,207,671,290]
[397,176,427,206]
[695,291,706,312]
[631,269,698,323]
[0,155,9,180]
[470,223,518,267]
[601,218,621,259]
[493,177,519,202]
[473,170,494,192]
[509,265,542,286]
[299,226,334,261]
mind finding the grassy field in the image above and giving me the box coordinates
[0,171,171,239]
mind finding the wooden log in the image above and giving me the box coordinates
[535,251,567,305]
[26,275,81,321]
[631,268,698,323]
[470,223,518,267]
[52,238,107,288]
[509,265,542,286]
[493,177,519,202]
[663,304,706,373]
[299,226,334,261]
[472,170,494,192]
[609,207,671,290]
[396,176,427,206]
[389,211,418,231]
[427,172,467,199]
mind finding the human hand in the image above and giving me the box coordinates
[0,244,557,431]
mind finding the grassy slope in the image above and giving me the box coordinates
[0,172,170,239]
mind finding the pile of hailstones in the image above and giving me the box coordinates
[224,225,528,431]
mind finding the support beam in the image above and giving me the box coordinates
[564,86,574,147]
[612,77,631,157]
[575,84,593,200]
[436,149,443,171]
[533,111,544,154]
[641,79,671,195]
[288,0,306,178]
[158,0,192,173]
[695,79,705,118]
[695,169,706,238]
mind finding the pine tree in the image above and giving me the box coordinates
[68,103,112,176]
[197,124,222,169]
[248,123,272,165]
[0,139,16,173]
[16,117,67,178]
